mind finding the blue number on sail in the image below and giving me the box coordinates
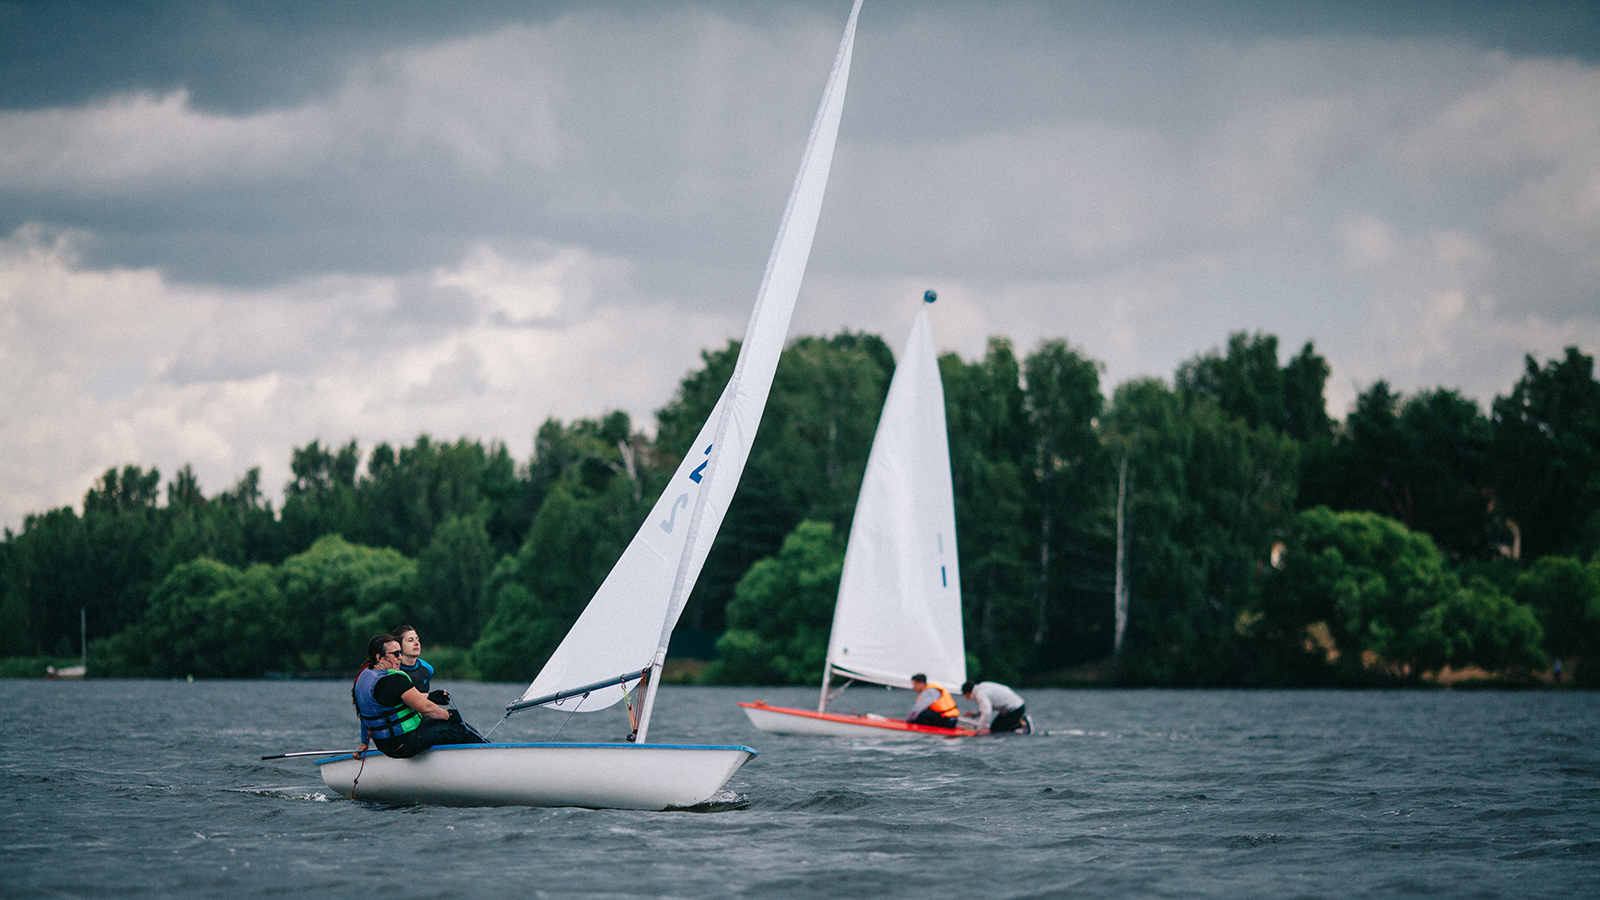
[690,444,713,483]
[660,493,689,533]
[941,565,947,587]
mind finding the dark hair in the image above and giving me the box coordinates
[366,634,401,668]
[911,673,927,683]
[354,634,401,708]
[390,624,418,640]
[961,682,975,694]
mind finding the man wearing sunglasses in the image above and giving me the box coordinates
[353,634,486,758]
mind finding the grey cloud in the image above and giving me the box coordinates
[389,277,485,329]
[405,345,489,406]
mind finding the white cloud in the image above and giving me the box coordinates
[0,225,743,530]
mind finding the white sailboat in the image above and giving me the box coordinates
[739,293,974,738]
[317,0,865,809]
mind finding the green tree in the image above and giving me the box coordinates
[73,466,166,644]
[359,435,498,556]
[416,513,497,647]
[1022,340,1111,669]
[1,507,88,655]
[702,520,845,684]
[1267,507,1545,681]
[1411,577,1546,676]
[1102,379,1299,685]
[1309,384,1499,561]
[156,466,285,579]
[471,582,550,682]
[481,441,537,558]
[1492,347,1600,560]
[941,339,1034,684]
[96,558,287,677]
[1513,555,1600,684]
[280,440,362,554]
[1177,332,1333,443]
[278,534,419,673]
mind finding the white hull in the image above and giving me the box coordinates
[740,702,975,738]
[318,742,755,810]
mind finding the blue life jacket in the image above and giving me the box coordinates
[353,667,422,742]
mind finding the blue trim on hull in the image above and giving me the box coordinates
[315,742,758,765]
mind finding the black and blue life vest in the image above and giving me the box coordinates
[353,667,422,742]
[398,658,434,695]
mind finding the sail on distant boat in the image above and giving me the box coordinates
[315,0,866,807]
[740,292,975,738]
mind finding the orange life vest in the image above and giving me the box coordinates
[926,681,959,718]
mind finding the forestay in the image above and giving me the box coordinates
[824,305,965,692]
[516,0,864,727]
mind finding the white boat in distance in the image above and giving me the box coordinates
[318,0,865,808]
[739,295,975,738]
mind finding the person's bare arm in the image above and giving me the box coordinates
[401,687,450,720]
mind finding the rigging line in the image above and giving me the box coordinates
[483,713,511,739]
[825,677,857,705]
[551,692,588,740]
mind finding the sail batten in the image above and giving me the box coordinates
[517,0,863,722]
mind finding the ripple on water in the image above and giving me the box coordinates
[783,789,875,813]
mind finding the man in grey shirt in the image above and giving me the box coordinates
[961,681,1031,733]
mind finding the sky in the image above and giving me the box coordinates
[2,0,1598,531]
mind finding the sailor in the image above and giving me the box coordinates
[961,680,1031,734]
[390,623,450,707]
[353,634,486,758]
[905,673,963,729]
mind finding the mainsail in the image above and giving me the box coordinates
[515,0,863,737]
[822,300,965,696]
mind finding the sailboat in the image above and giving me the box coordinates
[316,0,865,809]
[739,292,975,738]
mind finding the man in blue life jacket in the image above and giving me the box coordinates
[353,635,486,758]
[905,673,963,729]
[390,624,450,707]
[961,680,1032,734]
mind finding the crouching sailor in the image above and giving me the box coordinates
[961,680,1032,734]
[353,634,487,758]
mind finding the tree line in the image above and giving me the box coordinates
[2,331,1597,686]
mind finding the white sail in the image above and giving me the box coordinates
[824,304,965,692]
[518,0,863,717]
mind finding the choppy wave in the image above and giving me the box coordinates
[5,682,1599,899]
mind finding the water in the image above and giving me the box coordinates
[5,680,1597,899]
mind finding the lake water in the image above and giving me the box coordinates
[4,680,1598,898]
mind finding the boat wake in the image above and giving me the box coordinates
[671,790,750,813]
[231,785,331,802]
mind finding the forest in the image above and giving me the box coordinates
[2,331,1598,688]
